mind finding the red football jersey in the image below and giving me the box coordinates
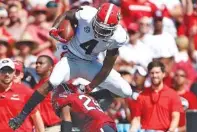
[54,93,116,132]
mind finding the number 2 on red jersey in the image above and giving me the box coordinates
[79,95,103,112]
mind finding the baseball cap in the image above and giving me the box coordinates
[128,23,139,32]
[154,10,163,20]
[14,60,23,72]
[134,65,147,76]
[0,58,15,70]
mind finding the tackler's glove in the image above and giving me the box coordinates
[49,28,68,43]
[9,113,27,130]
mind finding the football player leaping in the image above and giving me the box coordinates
[9,3,133,130]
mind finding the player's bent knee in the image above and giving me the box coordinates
[49,77,63,87]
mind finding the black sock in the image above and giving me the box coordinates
[61,120,72,132]
[20,90,45,118]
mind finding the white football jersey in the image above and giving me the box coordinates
[67,6,128,60]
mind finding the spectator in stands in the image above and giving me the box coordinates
[130,60,183,132]
[23,67,40,88]
[174,36,197,84]
[149,0,182,20]
[138,16,152,42]
[13,60,25,84]
[13,60,38,89]
[147,10,178,59]
[126,65,147,120]
[14,34,38,68]
[23,5,56,60]
[120,0,157,28]
[0,40,10,59]
[175,35,190,63]
[0,58,44,132]
[131,65,147,94]
[0,7,14,43]
[119,23,153,67]
[33,55,61,131]
[118,66,133,85]
[173,68,197,132]
[148,10,178,87]
[6,1,28,41]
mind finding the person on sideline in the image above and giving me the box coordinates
[130,61,183,132]
[33,55,61,132]
[0,58,44,132]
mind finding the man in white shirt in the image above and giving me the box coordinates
[147,10,178,59]
[119,23,153,68]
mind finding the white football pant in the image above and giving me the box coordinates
[50,49,133,98]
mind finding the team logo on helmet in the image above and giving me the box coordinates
[84,26,90,33]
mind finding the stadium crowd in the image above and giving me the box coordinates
[0,0,197,132]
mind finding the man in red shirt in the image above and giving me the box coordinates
[121,0,158,27]
[173,68,197,132]
[130,60,183,132]
[52,83,116,132]
[126,65,147,121]
[34,55,61,131]
[0,58,44,132]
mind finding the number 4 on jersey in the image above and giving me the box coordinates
[80,39,98,54]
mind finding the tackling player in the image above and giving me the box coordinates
[9,3,133,130]
[52,83,117,132]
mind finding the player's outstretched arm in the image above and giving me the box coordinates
[9,82,53,130]
[61,106,72,132]
[49,8,79,43]
[88,48,119,90]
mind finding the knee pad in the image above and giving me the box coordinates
[49,76,62,87]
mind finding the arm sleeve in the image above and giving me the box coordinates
[24,87,40,115]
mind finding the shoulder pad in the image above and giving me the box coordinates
[113,25,129,46]
[75,6,97,21]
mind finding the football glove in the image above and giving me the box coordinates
[49,28,68,43]
[9,113,26,130]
